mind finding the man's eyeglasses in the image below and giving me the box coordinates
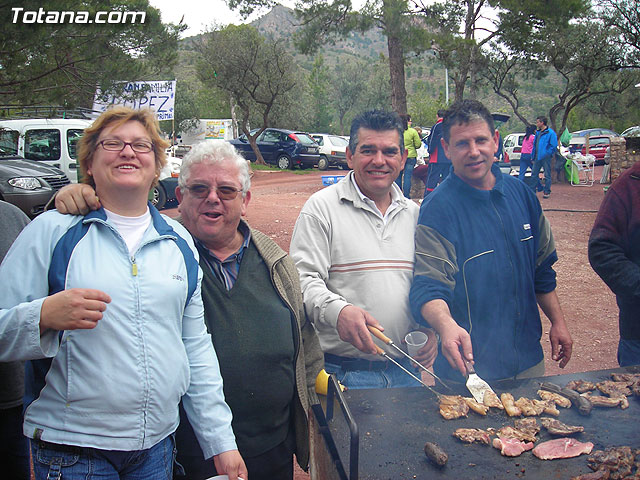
[185,184,243,200]
[99,139,154,153]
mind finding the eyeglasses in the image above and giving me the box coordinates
[185,184,243,200]
[99,139,154,153]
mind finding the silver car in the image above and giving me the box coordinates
[0,154,70,218]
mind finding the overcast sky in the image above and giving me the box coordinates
[149,0,273,36]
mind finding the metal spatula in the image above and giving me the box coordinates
[464,359,495,403]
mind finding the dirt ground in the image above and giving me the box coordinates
[165,165,620,480]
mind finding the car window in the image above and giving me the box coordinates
[25,129,61,161]
[67,129,84,159]
[0,129,19,156]
[296,133,316,145]
[312,135,324,146]
[261,130,281,143]
[329,135,348,147]
[589,137,609,146]
[504,136,514,148]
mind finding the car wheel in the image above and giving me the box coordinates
[318,156,329,171]
[151,184,167,210]
[277,155,292,170]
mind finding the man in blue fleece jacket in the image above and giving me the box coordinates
[409,99,573,382]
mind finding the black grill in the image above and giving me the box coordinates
[42,175,71,191]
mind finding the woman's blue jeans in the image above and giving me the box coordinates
[31,434,176,480]
[395,157,417,198]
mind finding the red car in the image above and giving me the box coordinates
[580,136,611,165]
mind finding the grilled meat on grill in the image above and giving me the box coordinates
[501,393,522,417]
[587,446,638,480]
[439,395,469,419]
[483,389,504,409]
[492,436,534,457]
[540,417,584,436]
[596,381,632,398]
[452,428,492,444]
[464,397,489,415]
[582,394,626,408]
[532,438,594,460]
[566,380,597,393]
[424,441,448,467]
[538,389,572,408]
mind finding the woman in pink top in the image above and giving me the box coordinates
[518,124,537,181]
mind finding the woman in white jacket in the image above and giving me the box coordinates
[0,107,246,480]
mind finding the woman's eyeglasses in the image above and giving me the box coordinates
[185,184,243,200]
[99,139,154,153]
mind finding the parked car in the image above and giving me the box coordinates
[310,133,349,170]
[621,126,640,137]
[503,133,525,170]
[568,128,618,151]
[0,153,70,217]
[0,118,93,183]
[230,128,321,169]
[570,135,611,165]
[151,155,182,210]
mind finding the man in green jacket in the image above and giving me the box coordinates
[54,141,324,480]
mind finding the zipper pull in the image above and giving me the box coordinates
[132,260,138,276]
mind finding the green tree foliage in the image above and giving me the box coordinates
[596,0,640,66]
[332,61,368,135]
[308,55,333,133]
[484,12,637,134]
[0,0,183,108]
[196,24,298,164]
[226,0,430,115]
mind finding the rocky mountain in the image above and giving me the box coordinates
[250,4,388,64]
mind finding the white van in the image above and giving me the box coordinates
[0,118,93,183]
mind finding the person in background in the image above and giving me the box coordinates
[410,99,572,383]
[395,113,422,198]
[518,124,537,182]
[588,161,640,367]
[0,200,30,480]
[54,139,325,480]
[290,109,438,390]
[0,107,246,480]
[424,109,451,197]
[530,116,558,199]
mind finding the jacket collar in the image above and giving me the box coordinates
[83,202,176,237]
[448,163,505,200]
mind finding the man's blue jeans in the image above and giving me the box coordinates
[325,356,422,389]
[530,155,552,194]
[618,339,640,367]
[32,434,175,480]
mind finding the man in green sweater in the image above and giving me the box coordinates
[54,141,324,480]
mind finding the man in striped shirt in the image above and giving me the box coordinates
[291,110,438,389]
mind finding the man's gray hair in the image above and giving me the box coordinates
[178,140,251,195]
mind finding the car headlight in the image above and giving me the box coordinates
[8,177,42,190]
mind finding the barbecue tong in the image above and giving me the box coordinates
[367,325,451,391]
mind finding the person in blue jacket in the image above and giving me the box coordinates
[0,107,246,480]
[530,116,558,199]
[409,99,573,382]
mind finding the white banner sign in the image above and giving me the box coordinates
[92,80,176,121]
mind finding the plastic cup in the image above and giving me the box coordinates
[405,331,428,357]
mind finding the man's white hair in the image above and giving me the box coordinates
[178,140,251,194]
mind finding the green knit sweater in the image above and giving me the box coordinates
[201,239,295,457]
